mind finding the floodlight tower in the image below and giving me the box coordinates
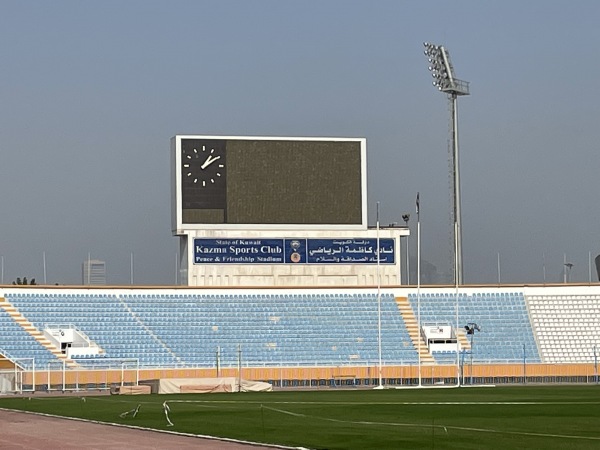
[423,42,470,285]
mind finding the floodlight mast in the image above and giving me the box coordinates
[423,42,470,285]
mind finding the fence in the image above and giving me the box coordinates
[2,362,599,394]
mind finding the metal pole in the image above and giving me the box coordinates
[238,344,242,392]
[460,348,465,385]
[543,252,547,284]
[417,193,422,387]
[406,235,410,285]
[13,363,18,393]
[497,252,501,284]
[455,221,460,387]
[594,345,598,384]
[523,344,526,384]
[402,214,410,285]
[449,93,461,387]
[376,202,383,389]
[451,94,464,285]
[43,252,47,284]
[470,332,474,385]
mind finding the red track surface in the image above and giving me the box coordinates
[0,409,282,450]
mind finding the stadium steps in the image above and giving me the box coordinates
[394,296,435,364]
[0,297,78,368]
[456,329,471,351]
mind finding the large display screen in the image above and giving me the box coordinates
[177,137,364,225]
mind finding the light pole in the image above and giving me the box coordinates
[594,345,598,384]
[523,343,527,384]
[423,42,470,285]
[375,201,383,389]
[464,322,481,385]
[216,346,221,377]
[416,194,421,387]
[402,213,410,284]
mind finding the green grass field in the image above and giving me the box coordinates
[1,385,600,449]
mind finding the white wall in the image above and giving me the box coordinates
[180,228,407,287]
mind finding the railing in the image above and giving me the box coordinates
[6,361,600,394]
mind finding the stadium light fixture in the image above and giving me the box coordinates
[564,262,574,283]
[423,42,470,286]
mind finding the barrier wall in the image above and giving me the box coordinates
[12,362,600,393]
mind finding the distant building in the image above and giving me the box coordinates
[82,259,106,285]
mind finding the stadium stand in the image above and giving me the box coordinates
[5,287,600,380]
[5,292,179,367]
[408,291,541,363]
[527,294,600,363]
[117,291,418,367]
[3,291,418,368]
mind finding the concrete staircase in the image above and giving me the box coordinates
[456,328,471,352]
[395,296,435,364]
[0,297,78,368]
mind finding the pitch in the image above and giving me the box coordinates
[1,385,600,449]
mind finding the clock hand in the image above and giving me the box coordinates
[201,154,221,170]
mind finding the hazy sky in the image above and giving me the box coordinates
[1,1,599,285]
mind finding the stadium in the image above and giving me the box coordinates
[1,135,600,448]
[1,135,599,393]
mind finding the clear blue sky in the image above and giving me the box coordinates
[1,1,599,285]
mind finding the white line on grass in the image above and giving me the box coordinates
[163,400,600,406]
[23,397,600,408]
[11,397,600,444]
[262,405,600,442]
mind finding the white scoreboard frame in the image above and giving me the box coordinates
[171,135,368,234]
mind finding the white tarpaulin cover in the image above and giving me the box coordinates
[0,372,14,394]
[158,377,272,394]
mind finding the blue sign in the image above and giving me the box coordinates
[194,238,395,264]
[194,238,284,264]
[305,239,394,264]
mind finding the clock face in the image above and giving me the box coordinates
[182,144,225,187]
[181,139,227,216]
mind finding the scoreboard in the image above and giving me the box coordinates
[172,135,366,230]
